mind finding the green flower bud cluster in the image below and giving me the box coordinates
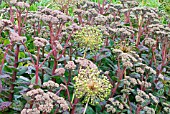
[73,25,103,52]
[73,67,112,105]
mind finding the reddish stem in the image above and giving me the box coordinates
[157,42,167,74]
[56,88,63,95]
[54,108,59,114]
[21,10,29,28]
[55,22,63,40]
[136,104,141,114]
[21,42,36,66]
[39,48,56,68]
[105,38,109,46]
[67,46,73,84]
[110,67,126,97]
[78,15,83,25]
[17,11,22,35]
[124,11,130,24]
[52,58,57,82]
[9,6,16,31]
[136,16,144,47]
[0,44,11,74]
[9,44,20,101]
[100,0,106,14]
[71,98,79,114]
[106,74,114,86]
[35,47,40,84]
[64,80,71,102]
[49,22,55,45]
[56,32,73,60]
[38,22,41,34]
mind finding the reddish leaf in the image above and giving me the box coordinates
[0,102,12,111]
[0,74,11,79]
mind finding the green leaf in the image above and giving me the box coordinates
[11,100,24,111]
[30,4,38,11]
[17,66,28,75]
[43,74,51,82]
[18,52,25,59]
[4,39,10,45]
[99,111,109,114]
[86,106,95,114]
[95,104,102,112]
[75,106,84,114]
[31,76,41,86]
[4,65,18,72]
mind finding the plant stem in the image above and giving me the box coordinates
[83,98,90,114]
[9,44,19,101]
[56,32,73,60]
[68,70,72,84]
[136,15,143,47]
[56,88,62,95]
[0,44,11,74]
[110,67,126,97]
[71,98,79,114]
[68,45,72,84]
[21,42,36,66]
[17,11,22,35]
[155,103,158,111]
[64,80,71,102]
[9,6,16,31]
[71,93,75,104]
[39,48,56,68]
[83,48,88,58]
[35,47,40,84]
[52,57,58,82]
[41,47,45,84]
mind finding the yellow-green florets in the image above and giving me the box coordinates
[73,67,112,105]
[73,26,103,52]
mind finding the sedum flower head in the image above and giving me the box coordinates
[75,57,98,69]
[25,85,69,113]
[33,37,48,47]
[43,80,59,88]
[73,25,103,51]
[143,106,155,114]
[144,38,156,47]
[21,108,40,114]
[65,61,76,70]
[73,67,112,105]
[135,89,150,103]
[10,32,26,42]
[125,76,138,86]
[163,107,170,113]
[149,93,159,104]
[112,41,140,69]
[105,98,124,113]
[55,68,65,76]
